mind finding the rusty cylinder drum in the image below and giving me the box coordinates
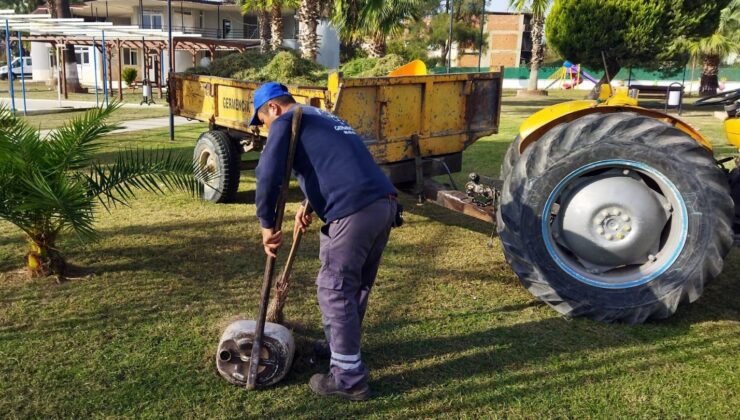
[216,320,295,388]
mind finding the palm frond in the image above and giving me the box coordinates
[14,169,96,242]
[85,148,213,212]
[509,0,550,17]
[0,106,45,169]
[43,103,123,173]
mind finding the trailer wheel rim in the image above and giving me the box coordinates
[541,159,688,289]
[197,148,218,195]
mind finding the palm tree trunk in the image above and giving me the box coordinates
[699,54,720,96]
[26,237,65,278]
[298,0,320,61]
[257,8,270,53]
[52,0,84,93]
[527,15,544,91]
[367,32,386,58]
[270,2,284,51]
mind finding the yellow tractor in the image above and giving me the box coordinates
[170,67,740,325]
[498,86,740,323]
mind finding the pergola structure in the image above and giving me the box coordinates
[1,9,257,115]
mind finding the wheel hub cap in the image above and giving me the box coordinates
[558,175,669,268]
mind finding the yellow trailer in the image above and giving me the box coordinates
[170,70,502,218]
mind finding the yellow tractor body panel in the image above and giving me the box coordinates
[725,118,740,148]
[519,100,597,141]
[518,101,713,152]
[171,71,503,165]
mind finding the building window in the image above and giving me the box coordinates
[123,48,138,65]
[142,12,163,29]
[198,11,204,29]
[74,47,90,64]
[222,19,231,38]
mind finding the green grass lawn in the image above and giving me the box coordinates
[0,80,161,103]
[0,92,738,418]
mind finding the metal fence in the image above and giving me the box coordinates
[431,66,740,82]
[160,24,261,40]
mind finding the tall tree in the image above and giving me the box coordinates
[270,0,284,51]
[298,0,321,60]
[268,0,301,51]
[546,0,731,98]
[238,0,271,53]
[509,0,550,92]
[48,0,84,93]
[332,0,425,58]
[687,0,739,95]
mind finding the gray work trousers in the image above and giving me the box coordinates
[317,196,396,389]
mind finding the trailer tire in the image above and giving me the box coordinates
[194,130,240,203]
[498,112,734,323]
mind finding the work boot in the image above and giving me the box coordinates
[313,340,331,360]
[309,373,371,401]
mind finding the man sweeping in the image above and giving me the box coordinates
[251,82,398,401]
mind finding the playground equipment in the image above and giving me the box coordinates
[546,61,599,89]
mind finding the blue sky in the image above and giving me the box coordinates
[488,0,515,12]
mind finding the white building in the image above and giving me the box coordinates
[30,0,339,87]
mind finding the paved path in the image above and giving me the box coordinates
[39,116,200,137]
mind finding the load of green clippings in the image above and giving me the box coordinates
[184,50,278,78]
[185,50,408,86]
[232,51,328,86]
[339,54,406,77]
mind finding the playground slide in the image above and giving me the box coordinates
[580,70,598,84]
[563,69,599,89]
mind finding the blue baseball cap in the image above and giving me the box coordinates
[249,82,291,126]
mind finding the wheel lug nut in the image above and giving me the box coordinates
[605,234,613,240]
[611,208,621,216]
[597,227,605,235]
[593,218,601,225]
[621,215,630,222]
[623,225,631,232]
[600,210,608,217]
[648,254,657,262]
[616,233,625,240]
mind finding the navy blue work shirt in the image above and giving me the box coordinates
[255,105,397,229]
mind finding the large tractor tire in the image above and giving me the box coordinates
[500,135,522,181]
[731,167,740,236]
[497,112,734,323]
[193,130,240,203]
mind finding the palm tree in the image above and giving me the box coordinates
[47,0,84,93]
[509,0,550,92]
[688,0,739,96]
[298,0,321,61]
[332,0,424,58]
[238,0,272,53]
[269,0,301,51]
[0,104,207,279]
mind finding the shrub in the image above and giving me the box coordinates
[122,68,138,89]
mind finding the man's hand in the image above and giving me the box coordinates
[261,227,283,258]
[294,204,313,238]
